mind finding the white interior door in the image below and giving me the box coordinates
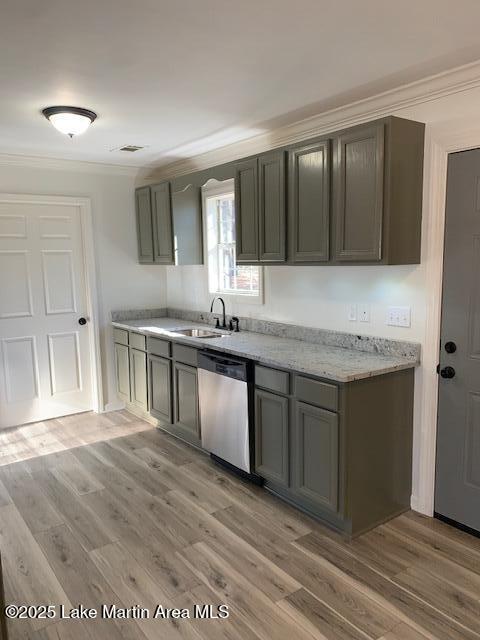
[0,197,94,428]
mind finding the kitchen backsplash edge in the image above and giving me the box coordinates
[111,307,420,361]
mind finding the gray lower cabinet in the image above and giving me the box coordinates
[292,401,338,513]
[114,342,130,403]
[288,139,330,263]
[173,362,201,446]
[129,348,148,412]
[135,186,154,263]
[148,354,172,423]
[255,389,289,487]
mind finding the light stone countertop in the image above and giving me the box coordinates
[112,317,419,383]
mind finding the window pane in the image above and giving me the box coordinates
[205,188,260,297]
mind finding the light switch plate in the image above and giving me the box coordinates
[387,306,411,327]
[358,303,370,323]
[348,304,357,322]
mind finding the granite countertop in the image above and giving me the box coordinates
[112,317,419,383]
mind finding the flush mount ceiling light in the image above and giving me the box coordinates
[42,106,97,138]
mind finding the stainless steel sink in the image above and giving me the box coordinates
[172,328,230,339]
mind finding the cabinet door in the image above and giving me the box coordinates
[149,354,172,423]
[333,123,384,262]
[129,348,148,412]
[293,401,338,512]
[173,362,200,445]
[288,140,330,263]
[258,151,286,262]
[114,342,130,403]
[255,389,289,487]
[235,158,259,263]
[135,186,154,263]
[171,183,203,265]
[151,182,174,264]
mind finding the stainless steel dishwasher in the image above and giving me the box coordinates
[198,351,258,480]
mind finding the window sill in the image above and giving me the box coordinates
[209,291,264,305]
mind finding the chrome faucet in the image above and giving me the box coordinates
[210,296,227,329]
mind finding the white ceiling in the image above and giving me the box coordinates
[3,0,480,168]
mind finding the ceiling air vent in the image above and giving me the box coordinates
[118,145,144,152]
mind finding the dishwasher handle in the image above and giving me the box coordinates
[198,351,251,382]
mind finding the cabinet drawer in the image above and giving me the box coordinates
[147,336,171,358]
[129,331,146,351]
[255,365,290,395]
[295,375,338,412]
[113,328,128,345]
[172,343,198,367]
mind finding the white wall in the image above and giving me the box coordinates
[0,159,167,410]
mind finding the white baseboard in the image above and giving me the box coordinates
[410,493,433,516]
[103,400,126,413]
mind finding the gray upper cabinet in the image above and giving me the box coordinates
[151,182,174,264]
[288,140,330,263]
[332,117,425,264]
[235,158,259,263]
[293,401,339,513]
[333,123,384,262]
[255,389,289,487]
[170,181,203,265]
[135,186,154,263]
[258,151,286,262]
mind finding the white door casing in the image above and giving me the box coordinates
[0,194,102,428]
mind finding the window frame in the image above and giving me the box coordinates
[202,179,263,304]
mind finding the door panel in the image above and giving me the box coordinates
[170,182,203,265]
[235,158,258,262]
[333,124,384,262]
[258,152,286,262]
[114,342,130,403]
[288,140,330,263]
[129,348,148,412]
[255,389,289,487]
[149,354,172,423]
[0,199,93,428]
[436,149,480,532]
[151,182,174,264]
[293,401,338,512]
[135,186,154,263]
[173,362,200,445]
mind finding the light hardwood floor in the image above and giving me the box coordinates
[0,411,479,640]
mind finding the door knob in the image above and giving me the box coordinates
[440,366,456,379]
[78,317,87,326]
[445,341,457,353]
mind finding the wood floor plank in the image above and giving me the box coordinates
[34,525,147,640]
[0,464,64,534]
[81,487,201,597]
[0,505,71,631]
[34,620,94,640]
[179,541,321,640]
[90,541,201,640]
[385,516,480,575]
[279,588,369,640]
[379,623,430,640]
[0,478,11,506]
[294,531,480,640]
[31,469,113,552]
[51,459,104,496]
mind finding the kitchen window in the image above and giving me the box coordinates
[203,180,262,302]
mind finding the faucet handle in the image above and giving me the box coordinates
[231,316,240,332]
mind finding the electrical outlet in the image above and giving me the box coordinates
[358,303,370,323]
[348,303,357,322]
[387,306,411,327]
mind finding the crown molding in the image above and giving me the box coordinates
[142,58,480,183]
[0,152,140,176]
